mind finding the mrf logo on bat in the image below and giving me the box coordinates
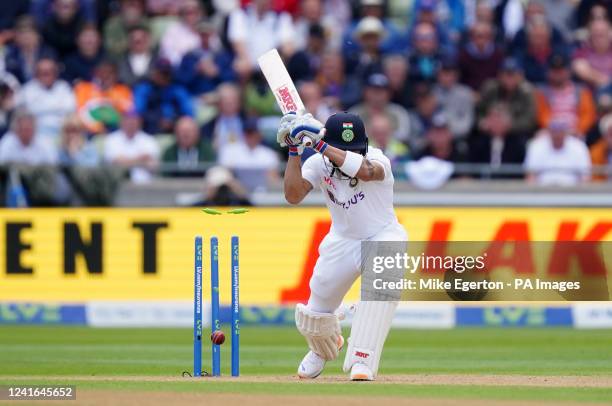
[277,85,298,112]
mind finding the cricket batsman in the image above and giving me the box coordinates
[278,111,408,381]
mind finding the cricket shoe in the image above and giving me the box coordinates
[350,363,374,381]
[298,336,345,379]
[297,351,325,379]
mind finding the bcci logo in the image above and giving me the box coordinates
[342,122,354,142]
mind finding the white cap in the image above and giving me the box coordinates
[205,166,233,187]
[405,157,454,190]
[355,16,385,37]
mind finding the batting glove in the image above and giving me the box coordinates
[277,112,298,147]
[289,113,325,147]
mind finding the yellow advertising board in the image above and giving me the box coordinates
[0,208,610,303]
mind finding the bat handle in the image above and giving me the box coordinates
[302,135,314,147]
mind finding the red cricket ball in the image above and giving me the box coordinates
[211,330,225,345]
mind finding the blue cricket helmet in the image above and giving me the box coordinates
[323,112,368,155]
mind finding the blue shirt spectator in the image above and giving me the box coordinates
[40,0,87,58]
[134,59,194,134]
[408,22,444,84]
[342,0,406,57]
[409,0,462,54]
[411,0,465,38]
[176,21,235,96]
[62,25,104,83]
[30,0,95,27]
[5,17,57,84]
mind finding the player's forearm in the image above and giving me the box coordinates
[284,156,309,204]
[321,144,383,181]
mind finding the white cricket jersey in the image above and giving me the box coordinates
[301,147,399,239]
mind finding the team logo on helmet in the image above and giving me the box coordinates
[341,122,354,142]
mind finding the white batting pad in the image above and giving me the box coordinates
[343,301,398,376]
[295,303,342,361]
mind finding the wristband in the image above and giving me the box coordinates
[288,146,300,157]
[339,150,363,178]
[313,140,328,154]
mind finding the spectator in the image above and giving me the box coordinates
[218,118,280,191]
[383,54,413,110]
[477,58,537,137]
[299,81,335,123]
[368,113,410,165]
[408,22,442,84]
[458,21,504,91]
[5,17,57,84]
[345,17,386,80]
[227,0,294,74]
[74,60,134,134]
[513,15,564,85]
[576,0,610,29]
[41,0,85,58]
[590,113,612,180]
[315,51,361,109]
[525,119,592,185]
[32,0,96,27]
[162,116,215,173]
[406,85,442,152]
[573,19,612,90]
[159,0,202,66]
[203,83,244,149]
[342,0,405,56]
[433,58,474,138]
[133,58,194,134]
[0,110,57,165]
[409,0,458,54]
[469,103,526,176]
[288,23,326,82]
[243,72,279,117]
[349,73,411,143]
[117,24,156,87]
[176,20,235,97]
[58,114,99,166]
[293,0,338,51]
[16,58,76,140]
[197,165,252,206]
[416,113,467,163]
[104,112,160,183]
[535,53,597,137]
[509,1,566,57]
[0,72,19,135]
[103,0,149,59]
[63,25,105,83]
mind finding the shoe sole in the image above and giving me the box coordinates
[298,371,322,379]
[350,374,373,381]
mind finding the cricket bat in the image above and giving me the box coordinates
[257,48,314,146]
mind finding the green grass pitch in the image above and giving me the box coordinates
[0,326,611,403]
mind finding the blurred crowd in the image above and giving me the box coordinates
[0,0,611,197]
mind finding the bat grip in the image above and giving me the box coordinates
[302,135,314,147]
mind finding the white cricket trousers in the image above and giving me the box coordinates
[307,221,408,313]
